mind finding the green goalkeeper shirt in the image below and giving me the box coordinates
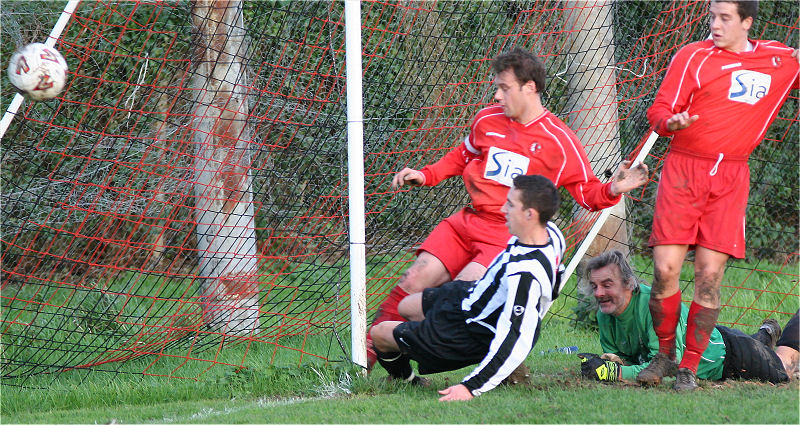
[597,284,725,381]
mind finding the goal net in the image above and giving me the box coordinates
[1,0,797,386]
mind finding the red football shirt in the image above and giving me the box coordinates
[419,106,619,221]
[648,39,799,159]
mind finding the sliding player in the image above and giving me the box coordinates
[372,175,564,401]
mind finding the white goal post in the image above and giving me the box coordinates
[345,0,368,371]
[561,130,660,285]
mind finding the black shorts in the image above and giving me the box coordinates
[394,280,492,375]
[775,311,799,351]
[717,325,788,384]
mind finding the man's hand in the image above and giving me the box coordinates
[665,111,699,132]
[438,384,474,401]
[609,160,649,196]
[391,167,425,189]
[578,353,620,382]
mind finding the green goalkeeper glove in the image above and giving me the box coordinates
[578,353,620,382]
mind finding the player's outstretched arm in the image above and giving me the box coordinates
[609,160,649,196]
[438,384,474,401]
[390,167,425,189]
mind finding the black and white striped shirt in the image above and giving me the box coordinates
[460,221,565,396]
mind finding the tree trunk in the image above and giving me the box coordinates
[565,1,629,298]
[190,0,259,335]
[565,0,629,260]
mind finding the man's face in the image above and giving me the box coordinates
[493,69,534,123]
[589,264,632,316]
[709,1,752,52]
[500,186,528,237]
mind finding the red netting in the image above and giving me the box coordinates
[1,0,797,386]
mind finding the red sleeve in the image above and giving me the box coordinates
[559,149,620,212]
[563,181,618,212]
[647,44,703,137]
[548,119,621,211]
[419,138,478,186]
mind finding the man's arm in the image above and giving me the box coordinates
[539,117,647,211]
[558,142,644,211]
[545,122,620,211]
[416,140,477,186]
[647,44,702,136]
[390,144,468,190]
[597,314,623,356]
[457,271,542,397]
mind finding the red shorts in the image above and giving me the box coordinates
[418,208,510,279]
[649,151,749,258]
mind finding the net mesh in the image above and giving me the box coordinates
[1,0,797,386]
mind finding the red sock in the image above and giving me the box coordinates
[372,286,410,325]
[366,286,410,371]
[680,301,720,373]
[649,290,682,359]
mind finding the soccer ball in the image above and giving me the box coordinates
[7,43,69,101]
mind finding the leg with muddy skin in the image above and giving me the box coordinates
[637,244,686,385]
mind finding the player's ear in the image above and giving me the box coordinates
[742,16,753,31]
[523,79,537,94]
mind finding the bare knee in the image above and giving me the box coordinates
[397,255,450,293]
[651,245,688,297]
[398,293,424,321]
[453,262,486,282]
[693,266,723,306]
[396,265,425,293]
[370,322,400,353]
[652,261,681,296]
[694,264,724,286]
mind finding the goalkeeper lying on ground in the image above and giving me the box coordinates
[577,250,798,387]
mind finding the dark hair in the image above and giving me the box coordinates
[585,250,639,291]
[492,48,546,94]
[511,174,559,224]
[713,0,758,21]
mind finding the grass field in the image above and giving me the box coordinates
[2,316,799,424]
[2,257,799,423]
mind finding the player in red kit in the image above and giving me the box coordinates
[638,0,799,391]
[366,47,649,371]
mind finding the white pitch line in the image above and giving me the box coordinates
[158,395,332,423]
